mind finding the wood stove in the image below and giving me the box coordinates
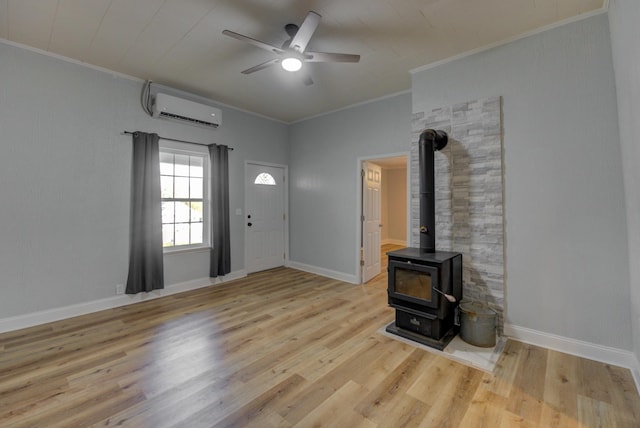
[385,129,463,350]
[386,248,462,349]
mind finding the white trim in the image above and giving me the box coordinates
[410,8,609,75]
[163,246,211,256]
[632,355,640,394]
[287,261,358,284]
[0,270,246,334]
[505,323,640,392]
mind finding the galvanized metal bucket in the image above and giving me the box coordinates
[459,301,496,347]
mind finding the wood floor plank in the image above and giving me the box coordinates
[419,364,484,427]
[577,394,617,428]
[0,265,638,427]
[274,337,384,425]
[505,342,548,425]
[212,374,306,428]
[485,338,524,398]
[605,364,640,428]
[459,386,507,427]
[539,350,581,428]
[94,371,229,427]
[295,380,377,428]
[354,348,435,424]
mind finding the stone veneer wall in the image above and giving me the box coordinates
[410,96,505,333]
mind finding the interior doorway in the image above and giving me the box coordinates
[359,154,409,283]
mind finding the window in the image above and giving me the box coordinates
[160,146,208,250]
[254,172,276,185]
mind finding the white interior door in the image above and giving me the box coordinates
[362,161,382,282]
[245,163,286,273]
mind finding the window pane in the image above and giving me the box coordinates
[159,148,208,250]
[190,202,203,222]
[175,154,190,176]
[190,177,203,199]
[160,153,174,175]
[190,156,204,178]
[161,176,174,198]
[175,201,190,223]
[191,222,203,244]
[174,177,189,198]
[162,224,174,247]
[175,223,190,246]
[254,172,276,185]
[162,202,175,224]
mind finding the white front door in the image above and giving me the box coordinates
[245,163,286,273]
[362,161,382,282]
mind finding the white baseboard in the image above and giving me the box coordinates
[382,239,406,246]
[632,355,640,394]
[505,323,640,392]
[286,261,358,284]
[0,270,247,334]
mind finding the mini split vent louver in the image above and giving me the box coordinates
[152,93,221,129]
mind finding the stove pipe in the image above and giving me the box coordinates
[418,129,448,252]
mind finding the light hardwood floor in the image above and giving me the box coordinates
[1,265,639,427]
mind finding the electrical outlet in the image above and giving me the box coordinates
[116,284,125,295]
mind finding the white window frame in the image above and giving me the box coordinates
[159,140,210,254]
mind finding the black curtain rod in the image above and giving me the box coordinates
[122,131,234,150]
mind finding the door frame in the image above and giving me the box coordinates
[355,152,410,284]
[244,160,290,273]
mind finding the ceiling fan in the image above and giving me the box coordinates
[222,11,360,85]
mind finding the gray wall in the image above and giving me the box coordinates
[609,0,640,360]
[288,93,411,276]
[1,11,635,355]
[412,14,630,349]
[0,42,288,318]
[288,14,631,350]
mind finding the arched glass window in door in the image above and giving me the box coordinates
[254,172,276,186]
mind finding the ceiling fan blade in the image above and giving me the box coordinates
[241,58,280,74]
[222,30,284,55]
[305,51,360,63]
[289,11,321,53]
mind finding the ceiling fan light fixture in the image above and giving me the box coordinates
[281,57,302,72]
[223,10,359,83]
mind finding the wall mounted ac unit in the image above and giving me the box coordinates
[152,93,221,128]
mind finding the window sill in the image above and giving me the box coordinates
[163,246,211,256]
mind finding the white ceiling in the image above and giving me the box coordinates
[0,0,605,123]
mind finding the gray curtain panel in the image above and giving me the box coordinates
[126,132,164,294]
[209,144,231,277]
